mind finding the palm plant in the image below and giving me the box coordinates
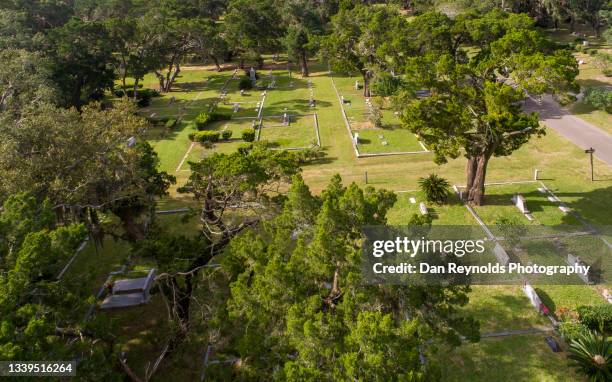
[418,174,451,205]
[568,331,611,382]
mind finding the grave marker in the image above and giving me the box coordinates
[419,203,429,215]
[512,194,530,214]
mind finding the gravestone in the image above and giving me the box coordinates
[409,197,416,204]
[100,269,157,310]
[240,89,245,96]
[567,254,590,284]
[559,205,571,213]
[419,203,429,215]
[512,194,530,214]
[355,80,360,90]
[353,132,359,144]
[283,113,289,126]
[249,67,256,82]
[233,103,240,113]
[127,136,137,147]
[309,98,316,107]
[522,282,543,312]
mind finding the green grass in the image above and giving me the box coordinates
[258,114,318,148]
[463,286,550,333]
[437,333,582,381]
[356,128,424,154]
[571,101,612,135]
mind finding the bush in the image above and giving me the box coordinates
[239,77,253,90]
[165,119,177,129]
[195,112,211,130]
[113,89,125,97]
[221,130,233,140]
[577,305,612,333]
[583,87,612,113]
[126,89,153,107]
[242,128,256,142]
[418,174,451,205]
[209,111,232,122]
[559,321,589,342]
[588,49,598,56]
[568,331,611,381]
[372,72,403,96]
[189,131,220,143]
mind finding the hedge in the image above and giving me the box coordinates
[189,131,220,143]
[165,119,177,129]
[221,130,233,140]
[577,305,612,333]
[195,111,232,130]
[242,128,256,142]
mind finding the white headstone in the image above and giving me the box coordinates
[512,194,529,214]
[409,197,416,204]
[523,282,543,311]
[419,203,428,215]
[249,67,256,82]
[354,132,359,144]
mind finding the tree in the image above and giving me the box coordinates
[321,5,409,97]
[419,174,451,205]
[0,100,174,241]
[211,174,479,379]
[397,11,578,205]
[119,146,301,380]
[282,0,324,77]
[224,0,283,69]
[190,18,228,72]
[47,18,115,108]
[0,49,56,116]
[0,193,120,379]
[578,0,608,36]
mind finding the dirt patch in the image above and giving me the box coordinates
[351,121,374,130]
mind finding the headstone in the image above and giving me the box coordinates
[127,136,136,147]
[233,103,240,113]
[409,197,416,204]
[559,205,571,213]
[567,254,590,283]
[240,89,245,96]
[583,40,589,46]
[537,187,546,194]
[355,80,360,90]
[512,194,530,214]
[381,141,388,146]
[249,67,256,82]
[309,98,316,107]
[419,203,428,215]
[353,132,359,144]
[283,113,289,126]
[522,282,543,311]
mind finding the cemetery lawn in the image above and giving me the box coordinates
[258,114,319,149]
[438,333,582,382]
[100,58,612,378]
[463,286,551,333]
[356,128,424,154]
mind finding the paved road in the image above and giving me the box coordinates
[524,95,612,166]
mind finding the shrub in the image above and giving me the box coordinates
[577,305,612,333]
[221,130,233,140]
[372,72,403,96]
[195,112,211,130]
[588,49,598,56]
[113,89,125,97]
[190,131,220,143]
[584,87,612,113]
[242,128,256,142]
[239,77,253,90]
[418,174,451,205]
[165,119,177,129]
[209,111,232,122]
[559,321,589,342]
[568,331,611,381]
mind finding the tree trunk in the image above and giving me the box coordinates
[211,55,221,71]
[465,153,491,206]
[239,57,245,69]
[300,50,309,77]
[362,70,372,98]
[116,208,145,242]
[133,78,140,100]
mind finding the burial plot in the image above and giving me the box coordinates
[100,269,156,310]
